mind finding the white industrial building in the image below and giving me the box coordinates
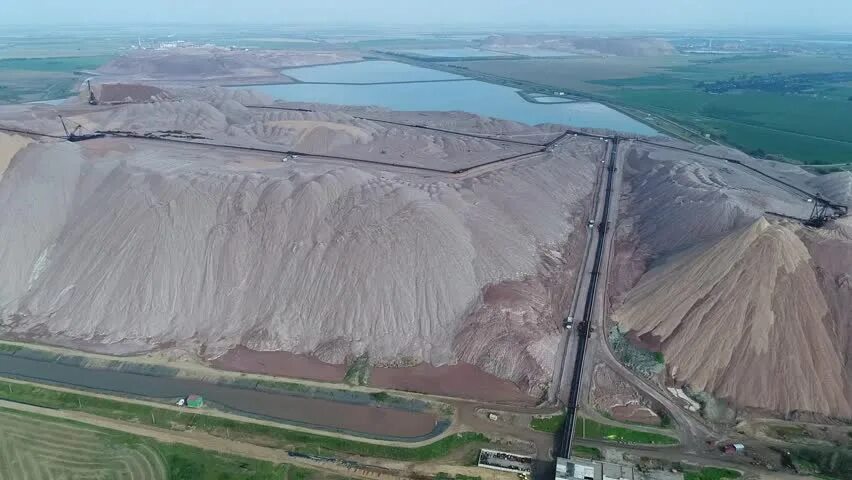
[555,457,635,480]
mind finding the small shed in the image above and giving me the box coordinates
[722,443,745,455]
[186,394,204,409]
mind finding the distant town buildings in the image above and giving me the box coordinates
[130,39,217,51]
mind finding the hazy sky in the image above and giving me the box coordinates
[1,0,851,30]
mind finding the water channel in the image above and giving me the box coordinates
[0,350,444,441]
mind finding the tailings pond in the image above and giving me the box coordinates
[0,349,444,441]
[396,48,514,58]
[248,60,656,135]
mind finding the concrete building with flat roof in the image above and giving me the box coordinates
[555,458,597,480]
[602,462,634,480]
[555,457,635,480]
[478,449,533,475]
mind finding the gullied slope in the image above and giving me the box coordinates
[0,115,597,394]
[613,218,851,416]
[75,100,230,133]
[0,133,32,178]
[96,83,174,104]
[609,143,816,300]
[97,48,360,79]
[809,171,852,206]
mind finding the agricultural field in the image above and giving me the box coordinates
[449,54,852,165]
[0,27,131,103]
[0,408,167,479]
[0,407,337,479]
[0,55,115,103]
[449,55,693,93]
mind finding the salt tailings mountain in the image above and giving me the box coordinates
[0,90,600,399]
[611,142,852,418]
[0,84,849,412]
[614,217,852,417]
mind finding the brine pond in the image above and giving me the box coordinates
[0,349,444,441]
[246,61,657,135]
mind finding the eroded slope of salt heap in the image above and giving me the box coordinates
[0,95,602,397]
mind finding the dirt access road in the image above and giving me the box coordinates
[547,136,716,457]
[581,140,716,452]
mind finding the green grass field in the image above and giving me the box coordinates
[157,443,320,480]
[683,467,741,480]
[574,417,678,445]
[530,413,565,433]
[767,424,811,442]
[0,379,486,461]
[529,413,678,445]
[452,54,852,165]
[0,407,336,480]
[785,447,852,480]
[570,445,602,460]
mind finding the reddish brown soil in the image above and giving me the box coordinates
[213,346,347,383]
[370,363,536,405]
[214,347,535,404]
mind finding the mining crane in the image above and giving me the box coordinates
[87,80,98,105]
[805,193,849,228]
[58,115,104,142]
